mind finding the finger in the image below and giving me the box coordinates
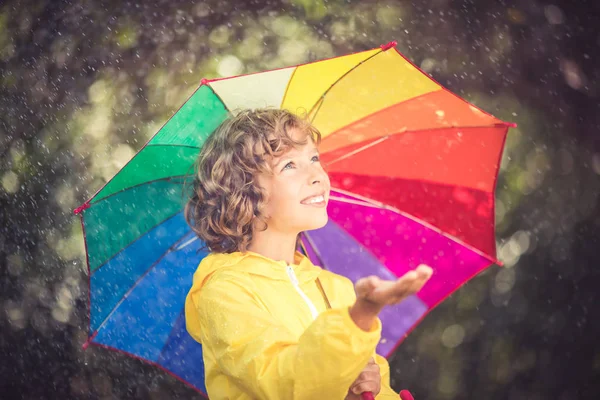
[352,381,379,394]
[355,276,382,298]
[355,278,374,301]
[409,265,433,292]
[354,370,380,384]
[378,268,431,305]
[362,361,379,373]
[362,266,432,305]
[366,276,382,292]
[406,273,427,295]
[393,266,432,296]
[416,264,433,278]
[388,271,420,299]
[367,362,380,373]
[372,271,416,299]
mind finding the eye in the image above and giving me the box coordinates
[282,161,294,171]
[311,155,320,162]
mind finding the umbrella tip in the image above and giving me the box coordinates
[380,41,397,51]
[74,202,90,215]
[201,78,209,85]
[495,121,517,128]
[83,331,98,350]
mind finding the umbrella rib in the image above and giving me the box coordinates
[309,49,515,148]
[324,135,390,166]
[305,218,392,285]
[390,47,516,125]
[156,236,202,365]
[146,143,202,149]
[279,66,298,110]
[318,88,510,147]
[322,123,507,168]
[90,209,186,275]
[329,188,501,265]
[320,90,441,138]
[203,82,232,114]
[81,74,214,206]
[301,231,328,270]
[89,230,194,338]
[328,194,384,209]
[86,175,191,207]
[157,312,186,365]
[307,49,385,122]
[84,143,199,206]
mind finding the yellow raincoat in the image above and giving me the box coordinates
[185,249,400,399]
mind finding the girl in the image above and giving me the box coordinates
[184,109,432,399]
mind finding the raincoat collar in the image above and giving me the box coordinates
[194,249,322,288]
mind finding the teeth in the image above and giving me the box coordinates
[303,195,324,204]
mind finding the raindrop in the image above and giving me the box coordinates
[441,324,465,348]
[217,55,244,77]
[544,5,565,25]
[558,148,574,175]
[420,58,436,73]
[1,171,20,193]
[509,230,531,256]
[560,59,585,90]
[495,268,516,294]
[6,300,27,330]
[591,153,600,175]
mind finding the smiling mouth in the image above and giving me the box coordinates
[301,194,326,206]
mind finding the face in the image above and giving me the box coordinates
[256,128,331,235]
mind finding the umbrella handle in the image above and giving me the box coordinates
[399,390,415,400]
[360,390,414,400]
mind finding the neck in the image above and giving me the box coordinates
[247,226,299,265]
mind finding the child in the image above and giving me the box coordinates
[184,109,432,399]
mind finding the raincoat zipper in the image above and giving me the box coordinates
[286,265,319,320]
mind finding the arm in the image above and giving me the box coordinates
[190,274,383,400]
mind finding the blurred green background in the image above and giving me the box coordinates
[1,0,599,398]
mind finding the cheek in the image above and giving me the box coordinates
[322,170,331,190]
[268,184,297,212]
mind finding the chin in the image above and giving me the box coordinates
[303,212,329,231]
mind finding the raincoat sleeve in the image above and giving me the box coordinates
[374,353,400,399]
[189,272,383,400]
[335,274,399,399]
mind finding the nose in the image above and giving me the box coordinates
[307,163,326,185]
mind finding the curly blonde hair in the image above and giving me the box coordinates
[185,108,322,253]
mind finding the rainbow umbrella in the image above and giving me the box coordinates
[75,41,515,397]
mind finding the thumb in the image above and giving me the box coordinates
[356,276,381,298]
